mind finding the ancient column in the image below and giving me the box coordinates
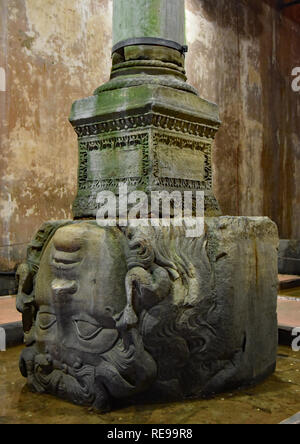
[17,0,279,412]
[70,0,221,219]
[112,0,186,49]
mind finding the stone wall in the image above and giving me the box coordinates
[0,0,113,271]
[186,0,300,240]
[0,0,299,271]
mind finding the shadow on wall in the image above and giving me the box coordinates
[189,0,265,37]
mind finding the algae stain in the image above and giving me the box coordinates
[254,240,259,289]
[18,30,35,50]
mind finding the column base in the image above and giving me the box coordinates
[17,216,278,410]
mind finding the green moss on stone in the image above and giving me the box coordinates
[112,0,185,46]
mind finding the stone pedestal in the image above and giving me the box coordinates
[17,0,279,412]
[278,239,300,275]
[70,0,221,218]
[17,217,278,410]
[70,85,221,218]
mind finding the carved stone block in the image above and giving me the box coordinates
[278,239,300,275]
[70,84,221,218]
[17,216,278,411]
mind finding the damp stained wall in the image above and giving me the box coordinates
[185,0,300,242]
[0,0,299,272]
[0,0,113,271]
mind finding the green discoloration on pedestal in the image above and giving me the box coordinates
[69,83,221,219]
[70,84,219,126]
[113,0,185,46]
[69,0,221,218]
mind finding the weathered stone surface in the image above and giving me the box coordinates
[70,0,221,220]
[279,239,300,260]
[0,0,113,272]
[70,83,221,219]
[15,0,279,415]
[17,216,278,410]
[113,0,186,47]
[278,239,300,275]
[204,217,279,387]
[1,0,300,274]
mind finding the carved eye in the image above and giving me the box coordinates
[73,320,103,341]
[38,313,57,330]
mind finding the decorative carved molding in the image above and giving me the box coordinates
[73,128,216,217]
[73,113,219,140]
[152,131,212,189]
[77,132,150,193]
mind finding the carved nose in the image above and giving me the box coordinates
[53,227,83,253]
[52,227,84,272]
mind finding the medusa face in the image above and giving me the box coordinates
[20,222,156,410]
[34,223,127,361]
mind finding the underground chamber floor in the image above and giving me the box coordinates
[279,287,300,299]
[0,297,21,324]
[0,345,299,424]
